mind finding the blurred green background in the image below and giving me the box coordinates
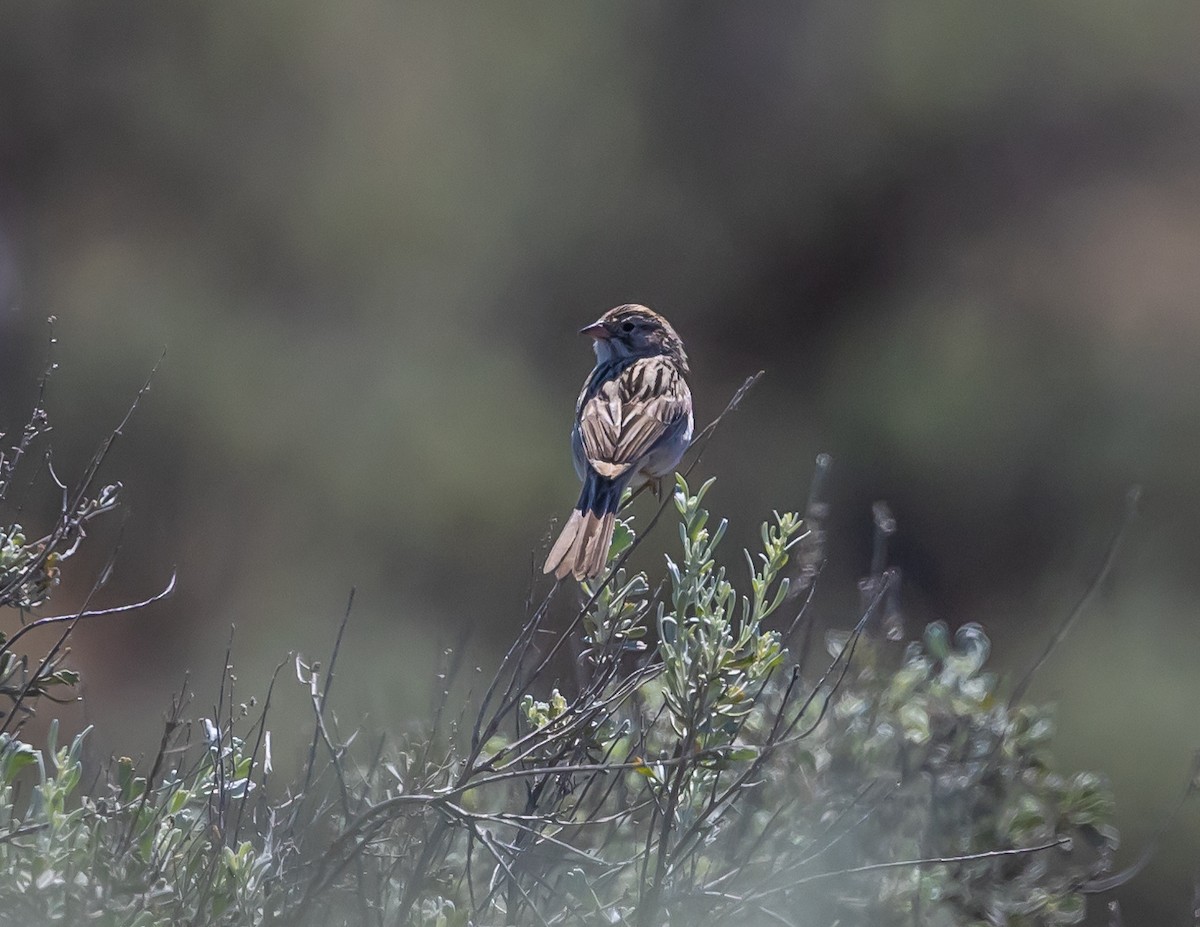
[2,3,1200,921]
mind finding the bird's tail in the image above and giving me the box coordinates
[543,473,626,581]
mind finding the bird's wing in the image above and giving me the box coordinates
[578,356,689,479]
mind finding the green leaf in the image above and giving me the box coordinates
[609,520,636,560]
[0,737,38,783]
[924,621,950,661]
[898,703,931,745]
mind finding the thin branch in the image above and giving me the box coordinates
[738,836,1072,901]
[0,351,164,608]
[301,589,355,795]
[0,325,56,503]
[0,571,176,660]
[0,822,49,845]
[1009,485,1140,707]
[233,656,289,847]
[1082,747,1200,894]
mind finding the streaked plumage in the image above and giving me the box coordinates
[544,305,694,581]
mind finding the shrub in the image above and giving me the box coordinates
[0,367,1121,926]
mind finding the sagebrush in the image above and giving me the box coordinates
[0,364,1125,926]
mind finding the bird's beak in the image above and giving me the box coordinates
[579,320,610,340]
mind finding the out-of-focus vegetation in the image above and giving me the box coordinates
[0,404,1127,924]
[2,4,1200,922]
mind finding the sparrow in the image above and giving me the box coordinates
[543,304,694,581]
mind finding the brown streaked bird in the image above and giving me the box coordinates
[543,304,694,581]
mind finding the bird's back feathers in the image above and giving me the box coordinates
[577,355,691,479]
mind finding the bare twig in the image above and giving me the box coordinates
[738,836,1072,899]
[1009,486,1140,707]
[0,571,176,661]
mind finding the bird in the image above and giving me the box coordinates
[543,304,694,581]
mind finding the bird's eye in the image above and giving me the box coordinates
[621,320,636,333]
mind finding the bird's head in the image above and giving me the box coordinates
[580,304,689,373]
